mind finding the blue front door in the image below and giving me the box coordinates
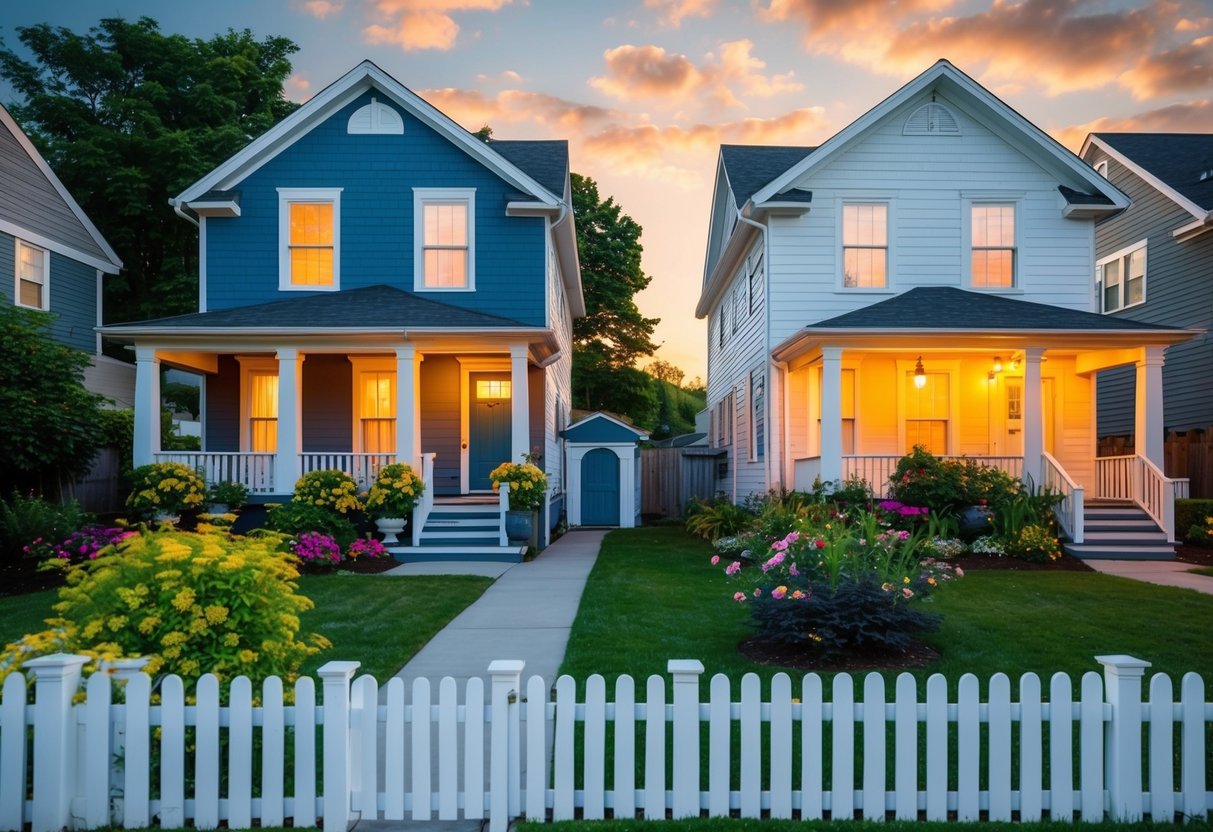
[581,448,620,526]
[469,373,512,491]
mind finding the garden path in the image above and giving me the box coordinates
[1086,559,1213,595]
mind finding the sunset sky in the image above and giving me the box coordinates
[4,0,1212,379]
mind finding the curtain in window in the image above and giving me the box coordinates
[16,242,45,308]
[361,371,396,453]
[905,371,948,453]
[249,373,279,453]
[289,202,334,286]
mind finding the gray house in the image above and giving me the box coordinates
[1080,134,1213,494]
[0,103,130,404]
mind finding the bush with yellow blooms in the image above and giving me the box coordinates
[489,460,548,511]
[126,462,206,516]
[292,469,362,514]
[364,462,424,519]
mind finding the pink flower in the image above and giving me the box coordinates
[772,585,787,599]
[733,592,746,603]
[725,561,741,576]
[954,567,964,577]
[788,563,799,576]
[753,588,762,597]
[814,539,827,549]
[902,587,914,598]
[791,589,807,600]
[710,555,720,565]
[772,538,789,552]
[897,530,910,541]
[762,551,786,572]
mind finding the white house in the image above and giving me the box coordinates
[696,60,1196,556]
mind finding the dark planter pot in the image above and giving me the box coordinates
[959,504,995,536]
[505,509,534,544]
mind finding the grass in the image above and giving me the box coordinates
[1189,565,1213,578]
[0,571,492,681]
[560,527,1213,686]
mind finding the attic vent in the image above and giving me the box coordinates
[347,97,404,135]
[902,102,960,136]
[1200,168,1213,183]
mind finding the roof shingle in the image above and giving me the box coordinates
[720,145,816,208]
[1094,133,1213,212]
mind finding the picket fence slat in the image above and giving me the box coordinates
[383,679,406,820]
[707,675,729,817]
[83,673,110,829]
[769,673,792,819]
[354,676,378,820]
[0,674,27,832]
[831,673,854,818]
[523,677,544,820]
[292,677,317,826]
[861,674,884,819]
[893,673,916,821]
[613,676,636,819]
[124,673,152,829]
[1080,671,1104,822]
[1019,673,1043,822]
[1049,672,1074,819]
[988,673,1012,822]
[925,674,947,821]
[261,677,286,827]
[466,678,486,820]
[643,675,665,818]
[1148,674,1174,821]
[584,675,606,820]
[1180,673,1206,820]
[438,677,459,820]
[800,674,823,820]
[160,676,186,830]
[957,674,979,821]
[229,676,254,830]
[194,674,220,830]
[739,673,760,818]
[552,676,575,820]
[411,678,431,821]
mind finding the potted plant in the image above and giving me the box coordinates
[489,458,548,545]
[364,462,424,544]
[127,462,206,523]
[292,469,363,514]
[206,480,249,514]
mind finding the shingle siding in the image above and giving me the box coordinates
[204,91,545,325]
[0,229,98,353]
[1089,148,1213,435]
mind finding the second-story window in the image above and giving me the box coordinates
[1098,240,1146,313]
[15,239,49,310]
[971,204,1016,288]
[278,188,342,291]
[842,203,887,288]
[414,188,475,290]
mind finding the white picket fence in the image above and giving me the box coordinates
[1,654,1209,832]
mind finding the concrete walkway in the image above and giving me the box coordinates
[390,529,606,689]
[1086,559,1213,595]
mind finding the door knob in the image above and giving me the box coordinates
[461,442,468,449]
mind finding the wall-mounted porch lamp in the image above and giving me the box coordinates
[913,356,927,389]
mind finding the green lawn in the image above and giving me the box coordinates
[0,572,492,681]
[560,527,1213,686]
[1191,565,1213,578]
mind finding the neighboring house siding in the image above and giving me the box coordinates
[301,356,352,451]
[420,355,461,496]
[83,356,136,408]
[544,239,573,500]
[1088,149,1213,436]
[0,229,98,353]
[766,92,1096,348]
[205,356,241,452]
[205,91,545,325]
[706,236,767,500]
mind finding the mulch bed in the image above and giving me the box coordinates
[338,557,401,574]
[946,554,1093,572]
[0,564,64,597]
[1175,544,1213,567]
[740,636,941,672]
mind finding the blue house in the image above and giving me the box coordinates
[103,61,583,558]
[0,103,130,404]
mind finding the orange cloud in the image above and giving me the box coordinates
[645,0,716,27]
[285,74,313,102]
[476,69,524,84]
[418,87,620,131]
[362,0,513,51]
[1119,36,1213,98]
[1053,100,1213,151]
[757,0,956,38]
[299,0,344,18]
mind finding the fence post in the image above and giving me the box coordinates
[488,660,524,832]
[319,661,360,832]
[669,660,704,819]
[1097,655,1151,821]
[26,653,90,832]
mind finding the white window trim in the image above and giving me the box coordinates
[349,356,397,454]
[836,198,895,292]
[895,359,960,456]
[414,187,476,292]
[236,357,279,453]
[14,238,50,311]
[1097,239,1148,314]
[963,198,1021,292]
[748,251,763,315]
[278,187,342,292]
[748,368,766,463]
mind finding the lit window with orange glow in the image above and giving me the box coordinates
[249,372,278,452]
[475,379,511,399]
[971,204,1015,288]
[278,188,341,290]
[360,372,396,453]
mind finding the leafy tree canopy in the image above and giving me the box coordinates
[0,17,299,322]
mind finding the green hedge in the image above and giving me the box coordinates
[1176,498,1213,534]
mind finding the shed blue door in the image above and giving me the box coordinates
[581,448,620,526]
[469,373,511,491]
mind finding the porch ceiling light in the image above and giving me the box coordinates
[913,356,927,389]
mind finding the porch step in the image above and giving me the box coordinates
[387,545,525,564]
[1064,501,1174,561]
[1062,543,1176,561]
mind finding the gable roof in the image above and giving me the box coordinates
[490,140,569,198]
[173,61,562,208]
[1082,133,1213,220]
[720,145,816,209]
[562,411,649,443]
[0,104,122,274]
[753,60,1128,212]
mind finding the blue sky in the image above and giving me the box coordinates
[4,0,1211,376]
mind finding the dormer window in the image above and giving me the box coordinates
[347,97,404,135]
[903,101,960,136]
[278,188,342,291]
[414,188,475,290]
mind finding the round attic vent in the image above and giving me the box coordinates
[903,101,960,136]
[348,97,404,135]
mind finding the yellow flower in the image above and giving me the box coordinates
[204,604,229,624]
[171,588,196,612]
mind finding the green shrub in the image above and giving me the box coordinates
[266,501,358,548]
[0,492,89,561]
[292,469,362,514]
[0,529,329,686]
[1177,499,1213,540]
[891,447,1023,518]
[685,499,755,541]
[1187,515,1213,547]
[991,487,1060,540]
[127,462,207,516]
[1005,523,1062,562]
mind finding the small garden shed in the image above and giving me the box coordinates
[562,412,648,528]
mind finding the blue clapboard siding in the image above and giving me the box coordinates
[302,355,352,451]
[1090,148,1213,435]
[0,229,98,353]
[205,356,241,452]
[205,91,545,325]
[420,355,461,495]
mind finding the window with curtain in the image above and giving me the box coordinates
[360,371,396,453]
[842,204,888,288]
[249,372,279,453]
[15,240,47,309]
[905,371,949,453]
[288,202,335,286]
[971,204,1015,288]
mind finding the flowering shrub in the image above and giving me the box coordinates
[1006,523,1062,562]
[1186,515,1213,547]
[489,461,548,511]
[970,535,1007,557]
[266,501,357,548]
[292,532,342,567]
[364,463,424,518]
[207,480,249,507]
[32,526,134,566]
[127,462,206,516]
[890,447,1021,518]
[292,469,362,514]
[0,529,328,687]
[921,536,967,559]
[347,536,388,560]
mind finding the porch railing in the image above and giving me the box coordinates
[1095,454,1181,542]
[411,453,436,547]
[1041,452,1084,544]
[842,455,1025,497]
[154,452,275,494]
[299,453,395,490]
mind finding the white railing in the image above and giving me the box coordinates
[154,452,275,493]
[840,455,1025,497]
[792,456,821,491]
[1095,455,1181,542]
[5,654,1209,832]
[498,481,510,547]
[1173,478,1191,500]
[411,452,436,547]
[298,453,395,490]
[1042,451,1085,544]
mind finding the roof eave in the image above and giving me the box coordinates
[1084,134,1207,221]
[1173,212,1213,242]
[694,201,759,319]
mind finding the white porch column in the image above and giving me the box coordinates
[510,344,530,464]
[768,361,786,492]
[395,345,420,463]
[1022,347,1045,487]
[133,346,161,468]
[819,347,843,483]
[1135,347,1166,467]
[275,348,302,492]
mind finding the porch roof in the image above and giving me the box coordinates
[773,287,1199,358]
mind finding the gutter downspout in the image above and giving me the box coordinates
[736,206,775,494]
[169,197,199,228]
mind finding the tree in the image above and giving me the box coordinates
[0,305,106,496]
[571,174,660,421]
[0,17,299,323]
[646,359,685,387]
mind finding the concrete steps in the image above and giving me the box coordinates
[1063,502,1175,561]
[389,498,524,563]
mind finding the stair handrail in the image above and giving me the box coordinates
[412,453,437,548]
[1040,452,1084,545]
[1134,454,1178,543]
[498,481,510,547]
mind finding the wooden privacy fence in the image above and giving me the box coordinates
[641,446,725,517]
[1,655,1209,832]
